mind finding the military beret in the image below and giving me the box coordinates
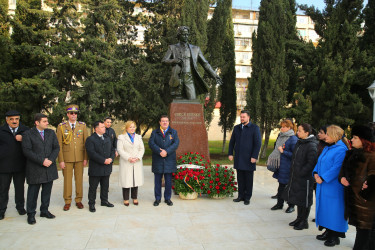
[352,125,374,143]
[5,110,21,117]
[66,104,79,112]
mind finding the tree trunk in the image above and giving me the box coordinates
[141,125,150,137]
[222,129,227,153]
[260,128,270,159]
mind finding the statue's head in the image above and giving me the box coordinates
[177,26,190,42]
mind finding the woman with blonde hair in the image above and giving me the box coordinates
[117,121,144,206]
[313,125,349,247]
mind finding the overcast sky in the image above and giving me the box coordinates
[232,0,369,13]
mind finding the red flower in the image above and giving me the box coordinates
[199,159,202,161]
[175,175,179,180]
[209,180,213,184]
[196,152,199,155]
[194,157,197,159]
[172,186,175,189]
[179,156,182,159]
[225,166,228,169]
[222,186,226,190]
[217,190,220,194]
[215,178,219,182]
[218,182,221,186]
[208,169,211,172]
[180,167,183,169]
[207,160,210,163]
[224,183,227,186]
[172,173,175,176]
[209,185,213,189]
[199,176,204,180]
[189,162,192,164]
[234,188,237,191]
[224,175,227,178]
[224,170,228,172]
[185,153,187,155]
[207,190,211,194]
[235,182,238,185]
[195,161,198,164]
[194,176,198,180]
[201,186,203,189]
[188,157,192,160]
[232,171,234,174]
[215,186,220,190]
[205,166,208,169]
[215,173,219,176]
[216,164,220,167]
[186,177,190,181]
[231,183,234,186]
[208,174,211,177]
[201,155,205,158]
[190,152,193,154]
[180,176,184,180]
[182,160,185,163]
[202,183,205,186]
[215,168,219,171]
[201,164,204,166]
[200,170,204,174]
[188,173,193,177]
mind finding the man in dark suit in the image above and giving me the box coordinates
[148,115,179,207]
[22,113,60,224]
[228,110,262,205]
[162,26,222,100]
[85,121,115,212]
[0,110,29,220]
[103,117,118,158]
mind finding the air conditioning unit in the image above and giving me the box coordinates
[239,59,244,63]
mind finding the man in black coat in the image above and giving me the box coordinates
[228,110,262,205]
[22,113,60,225]
[85,121,116,212]
[0,110,29,220]
[104,117,118,158]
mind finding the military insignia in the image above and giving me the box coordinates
[170,135,173,140]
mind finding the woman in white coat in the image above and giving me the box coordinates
[117,121,145,206]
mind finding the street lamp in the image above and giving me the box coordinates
[368,81,375,122]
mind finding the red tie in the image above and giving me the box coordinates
[40,131,44,140]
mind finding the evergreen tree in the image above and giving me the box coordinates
[300,0,365,127]
[246,0,289,158]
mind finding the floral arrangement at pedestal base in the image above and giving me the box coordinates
[173,152,237,199]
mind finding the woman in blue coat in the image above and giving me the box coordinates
[313,125,349,247]
[267,119,298,213]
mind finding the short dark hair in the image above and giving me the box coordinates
[104,117,112,122]
[93,121,103,129]
[299,123,313,135]
[240,110,250,117]
[159,115,169,121]
[34,113,47,122]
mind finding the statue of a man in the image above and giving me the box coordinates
[162,26,222,100]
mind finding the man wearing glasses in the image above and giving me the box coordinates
[56,105,88,211]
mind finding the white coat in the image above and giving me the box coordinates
[117,133,145,188]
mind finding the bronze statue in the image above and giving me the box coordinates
[162,26,223,100]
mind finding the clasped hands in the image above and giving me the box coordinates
[340,177,368,191]
[128,157,139,163]
[160,149,167,158]
[228,155,257,163]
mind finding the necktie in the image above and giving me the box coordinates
[40,131,44,140]
[12,128,16,136]
[72,124,75,131]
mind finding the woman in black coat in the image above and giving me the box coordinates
[283,123,318,230]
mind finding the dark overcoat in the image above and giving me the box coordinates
[85,133,115,177]
[105,127,117,151]
[162,43,218,95]
[339,149,375,229]
[228,122,262,171]
[0,123,29,173]
[283,136,318,207]
[273,135,298,184]
[22,128,60,185]
[148,127,179,174]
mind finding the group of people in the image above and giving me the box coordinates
[0,105,180,225]
[267,119,375,249]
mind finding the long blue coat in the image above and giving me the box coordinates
[314,139,348,233]
[228,122,262,171]
[272,135,298,184]
[148,127,179,174]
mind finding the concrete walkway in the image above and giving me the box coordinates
[0,166,355,249]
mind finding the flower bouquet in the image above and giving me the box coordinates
[201,164,237,198]
[173,167,205,199]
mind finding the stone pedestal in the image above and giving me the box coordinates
[169,101,210,161]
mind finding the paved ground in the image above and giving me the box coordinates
[0,165,355,249]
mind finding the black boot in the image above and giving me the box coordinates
[316,230,329,241]
[324,236,340,247]
[289,206,302,226]
[293,206,310,230]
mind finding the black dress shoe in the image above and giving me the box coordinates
[27,214,36,225]
[0,213,4,220]
[324,237,340,247]
[289,218,300,226]
[89,204,96,212]
[285,206,295,213]
[293,220,308,230]
[271,195,278,199]
[271,204,283,210]
[165,200,173,206]
[153,200,161,206]
[312,218,315,222]
[40,211,55,219]
[17,208,27,215]
[233,197,245,202]
[101,201,114,207]
[316,230,329,241]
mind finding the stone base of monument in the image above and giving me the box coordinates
[169,100,210,161]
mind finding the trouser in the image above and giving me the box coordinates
[154,173,172,201]
[170,73,196,100]
[26,181,53,216]
[276,183,294,207]
[353,217,375,250]
[62,161,84,204]
[296,205,311,222]
[122,187,138,200]
[88,176,110,205]
[236,169,254,201]
[0,172,25,214]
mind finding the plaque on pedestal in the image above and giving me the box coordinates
[169,101,210,161]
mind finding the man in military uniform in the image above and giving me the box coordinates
[56,105,88,211]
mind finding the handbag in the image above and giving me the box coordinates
[267,165,278,172]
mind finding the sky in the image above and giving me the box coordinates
[232,0,369,13]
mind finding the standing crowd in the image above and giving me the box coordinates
[266,119,375,249]
[1,106,374,250]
